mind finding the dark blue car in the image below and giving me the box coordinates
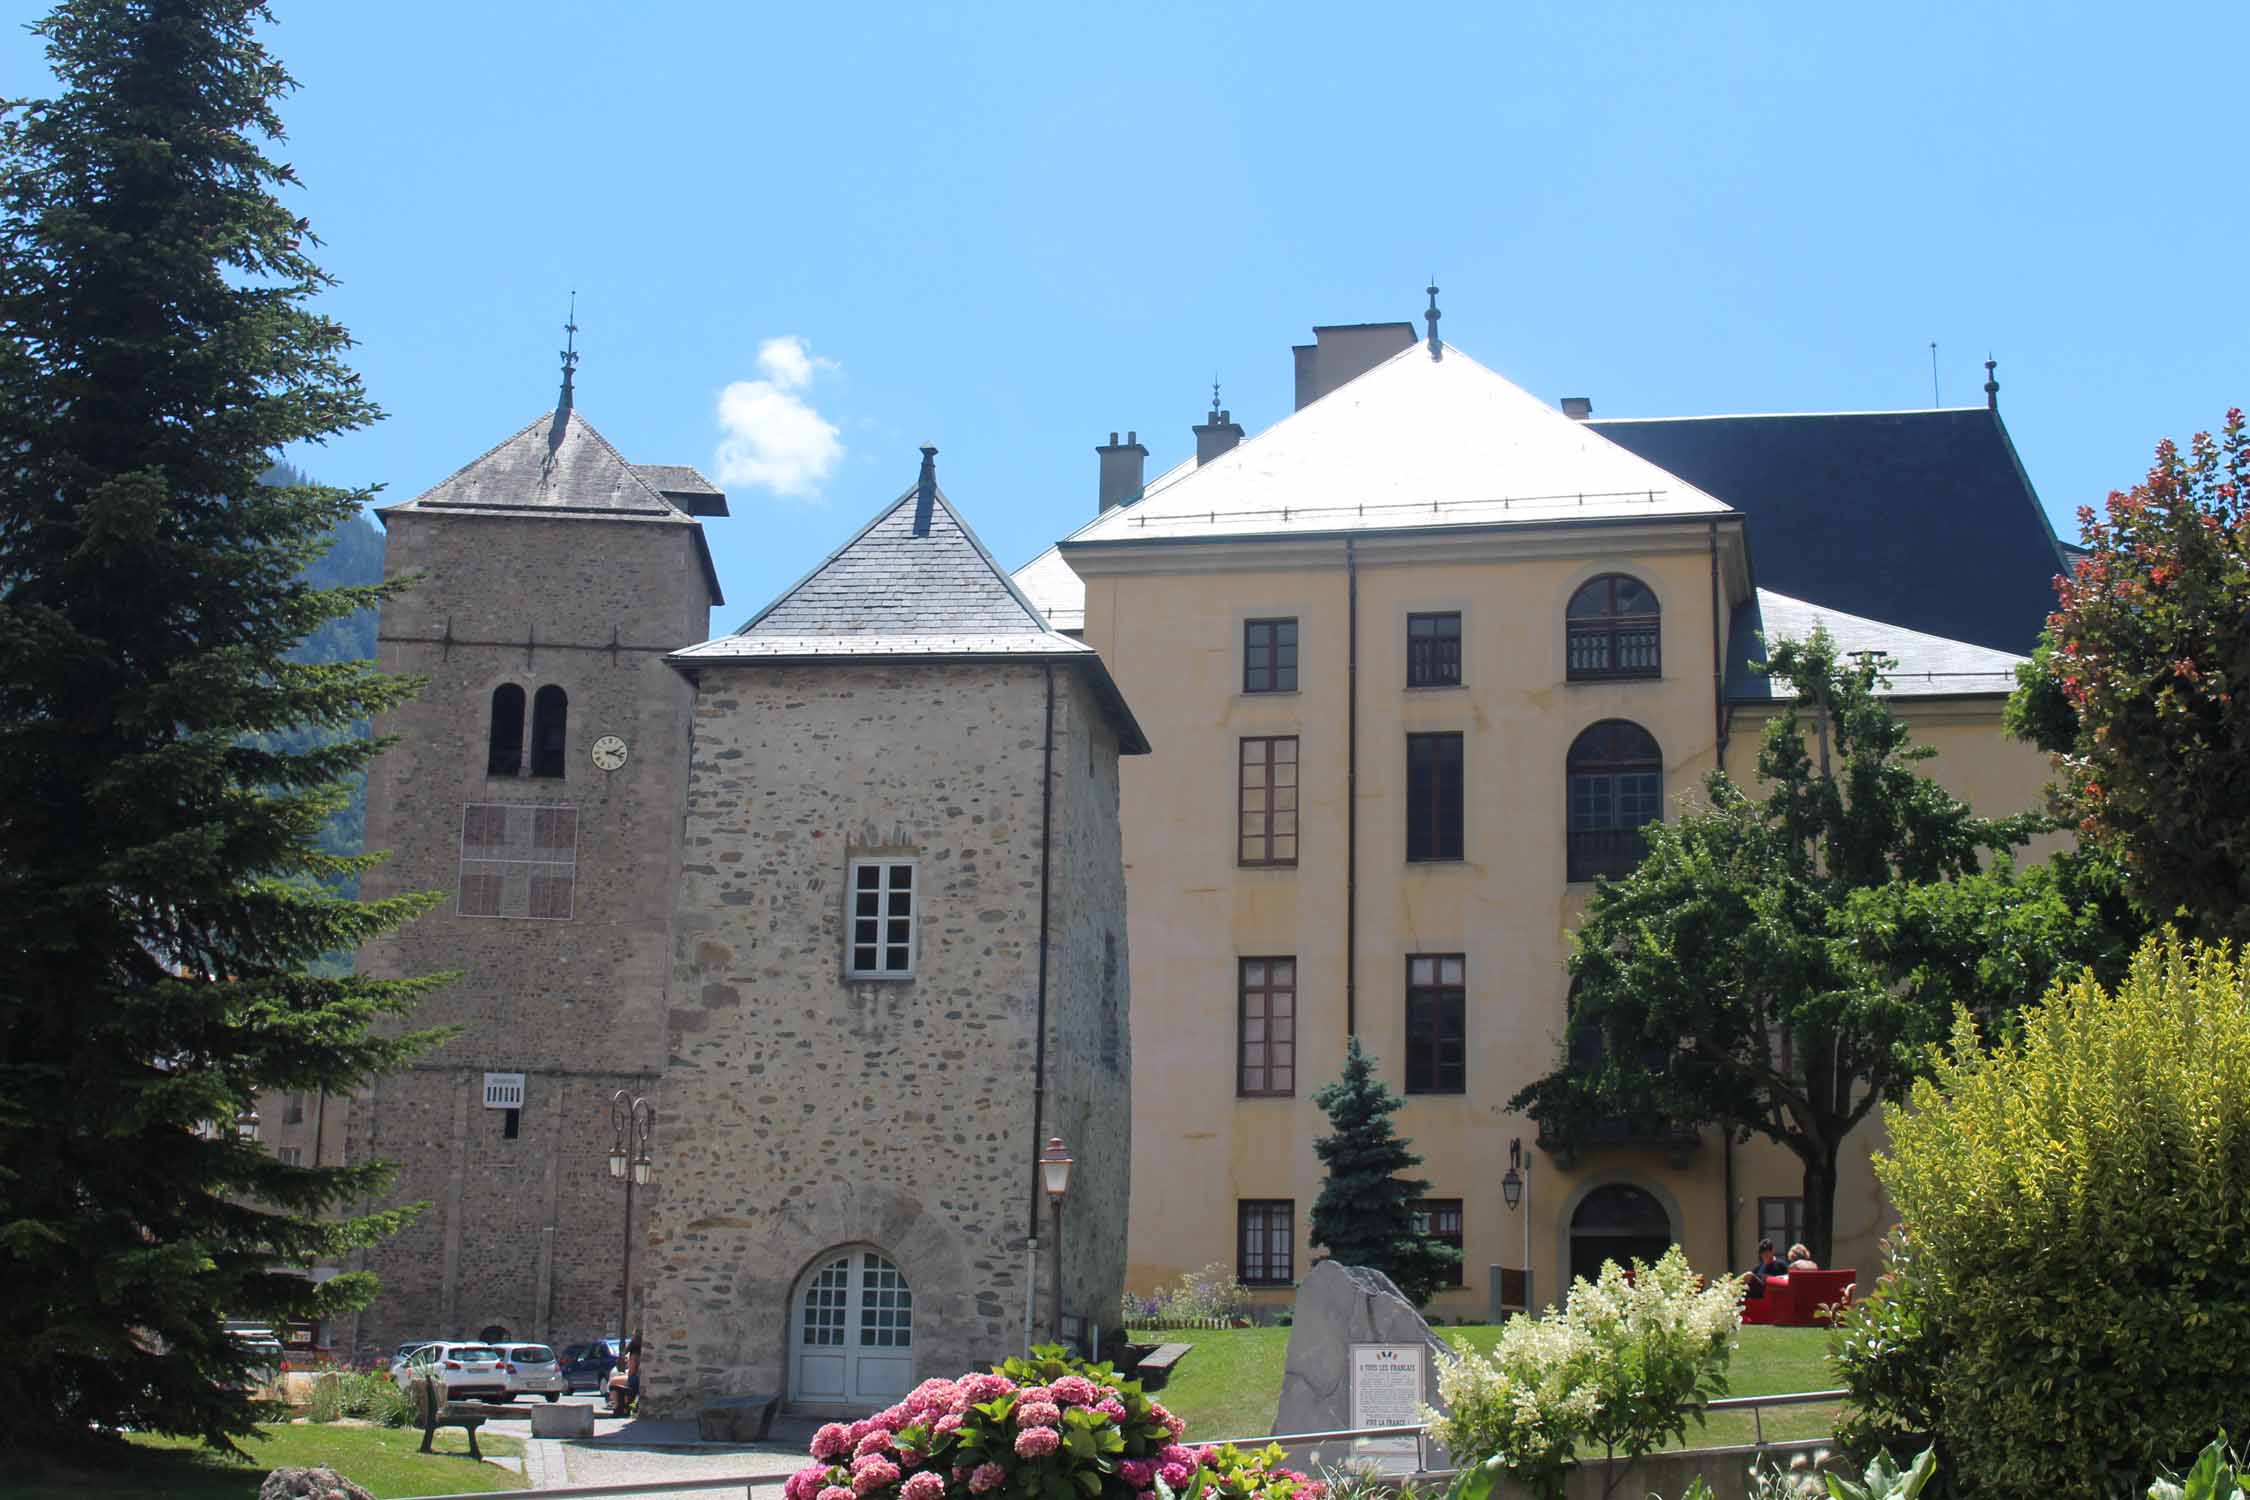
[559,1338,622,1391]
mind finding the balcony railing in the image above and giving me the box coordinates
[1567,825,1650,882]
[1567,621,1661,680]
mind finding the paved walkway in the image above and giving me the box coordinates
[506,1406,821,1496]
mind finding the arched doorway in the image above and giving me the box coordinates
[791,1247,914,1409]
[1568,1182,1674,1285]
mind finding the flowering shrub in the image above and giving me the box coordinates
[1424,1247,1741,1500]
[785,1345,1321,1500]
[1121,1264,1253,1329]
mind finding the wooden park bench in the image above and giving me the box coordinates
[409,1376,513,1461]
[1134,1342,1193,1391]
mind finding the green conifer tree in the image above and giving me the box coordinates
[0,0,448,1452]
[1309,1037,1462,1306]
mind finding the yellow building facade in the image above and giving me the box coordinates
[1017,321,2065,1318]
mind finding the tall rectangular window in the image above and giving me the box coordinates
[1238,737,1299,867]
[1243,618,1298,693]
[458,802,577,920]
[847,859,917,979]
[1238,1199,1296,1286]
[1411,1198,1466,1286]
[1759,1196,1805,1251]
[1407,612,1462,688]
[1238,957,1297,1097]
[1405,733,1464,862]
[1406,954,1466,1093]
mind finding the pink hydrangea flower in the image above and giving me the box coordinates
[850,1456,901,1496]
[1119,1459,1156,1488]
[906,1379,962,1417]
[961,1373,1018,1405]
[1014,1427,1062,1459]
[896,1449,924,1470]
[1017,1385,1056,1406]
[785,1466,830,1500]
[933,1414,965,1437]
[813,1424,856,1461]
[855,1431,897,1459]
[1015,1401,1062,1430]
[1137,1491,1158,1500]
[1158,1462,1194,1489]
[1049,1375,1099,1406]
[969,1463,1008,1493]
[875,1405,910,1433]
[901,1472,947,1500]
[849,1420,876,1446]
[1093,1397,1127,1422]
[820,1488,856,1500]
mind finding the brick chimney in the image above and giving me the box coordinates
[1291,322,1417,410]
[1194,408,1244,466]
[1561,396,1593,420]
[1097,431,1147,513]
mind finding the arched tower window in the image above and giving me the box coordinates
[1567,720,1661,881]
[530,685,568,779]
[487,684,526,777]
[1566,574,1660,680]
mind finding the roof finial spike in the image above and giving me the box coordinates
[912,444,938,538]
[1425,280,1442,360]
[1984,354,2000,412]
[1211,374,1222,420]
[558,290,579,415]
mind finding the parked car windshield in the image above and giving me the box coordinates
[506,1345,556,1362]
[452,1346,502,1361]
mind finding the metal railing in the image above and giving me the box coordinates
[398,1390,1849,1500]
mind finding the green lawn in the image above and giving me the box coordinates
[1131,1324,1840,1452]
[11,1424,527,1500]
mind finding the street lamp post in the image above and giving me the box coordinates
[1038,1137,1074,1343]
[608,1091,655,1344]
[1500,1137,1532,1312]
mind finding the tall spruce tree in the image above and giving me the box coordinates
[0,1,447,1451]
[1309,1038,1461,1305]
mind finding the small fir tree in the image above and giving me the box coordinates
[1309,1037,1462,1305]
[0,0,448,1452]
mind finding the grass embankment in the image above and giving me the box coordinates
[1131,1324,1840,1451]
[12,1424,528,1500]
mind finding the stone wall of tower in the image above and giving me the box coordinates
[346,508,714,1355]
[639,659,1132,1414]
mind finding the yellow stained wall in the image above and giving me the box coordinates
[1084,532,2058,1320]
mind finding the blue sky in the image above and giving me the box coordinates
[12,2,2248,637]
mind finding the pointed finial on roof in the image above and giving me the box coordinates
[1425,280,1442,360]
[558,290,579,415]
[1211,374,1222,421]
[1984,354,2000,412]
[912,445,938,537]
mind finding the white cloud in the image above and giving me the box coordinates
[713,336,843,499]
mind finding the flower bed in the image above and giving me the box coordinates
[783,1346,1321,1500]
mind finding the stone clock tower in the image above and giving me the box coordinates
[345,369,727,1354]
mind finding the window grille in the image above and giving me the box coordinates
[1243,618,1298,693]
[1407,612,1463,687]
[847,859,917,979]
[1238,1199,1296,1286]
[458,803,577,920]
[1238,957,1297,1097]
[1566,575,1661,681]
[1238,737,1300,866]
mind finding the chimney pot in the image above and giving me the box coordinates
[1561,396,1593,420]
[1194,402,1246,467]
[1096,430,1148,514]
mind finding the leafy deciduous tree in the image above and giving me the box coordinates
[1309,1037,1462,1305]
[0,0,447,1452]
[2008,409,2250,945]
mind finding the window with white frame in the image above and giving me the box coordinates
[847,858,917,979]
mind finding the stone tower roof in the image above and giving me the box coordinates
[671,456,1149,753]
[383,406,727,602]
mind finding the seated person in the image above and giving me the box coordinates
[1756,1238,1790,1279]
[1787,1242,1819,1272]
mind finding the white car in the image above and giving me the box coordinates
[495,1342,569,1402]
[392,1341,507,1402]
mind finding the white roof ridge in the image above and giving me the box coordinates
[1594,407,1994,424]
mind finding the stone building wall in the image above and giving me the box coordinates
[346,508,713,1355]
[640,659,1131,1413]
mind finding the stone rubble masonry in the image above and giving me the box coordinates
[347,506,714,1356]
[639,659,1132,1414]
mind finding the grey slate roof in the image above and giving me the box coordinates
[1590,408,2066,656]
[632,463,729,516]
[670,472,1149,753]
[1727,588,2027,701]
[384,405,726,603]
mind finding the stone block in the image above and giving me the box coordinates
[531,1401,595,1437]
[697,1392,780,1442]
[259,1467,375,1500]
[1272,1261,1453,1461]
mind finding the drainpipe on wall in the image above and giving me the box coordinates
[1345,539,1359,1040]
[1708,521,1727,762]
[1026,664,1058,1350]
[1723,1131,1737,1274]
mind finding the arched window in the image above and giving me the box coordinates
[530,685,568,779]
[1566,574,1660,680]
[1568,1183,1675,1285]
[1567,720,1661,881]
[487,685,526,777]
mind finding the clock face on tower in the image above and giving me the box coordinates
[590,735,628,772]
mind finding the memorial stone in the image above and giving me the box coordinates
[1272,1262,1455,1471]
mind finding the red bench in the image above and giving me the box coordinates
[1739,1269,1855,1326]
